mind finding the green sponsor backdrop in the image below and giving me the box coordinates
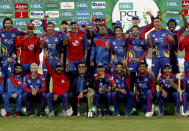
[0,0,188,35]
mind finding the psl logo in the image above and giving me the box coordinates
[72,40,79,46]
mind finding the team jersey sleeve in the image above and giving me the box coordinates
[44,58,55,76]
[83,34,89,51]
[38,75,46,93]
[23,76,32,93]
[139,39,149,61]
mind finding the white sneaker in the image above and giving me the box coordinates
[182,110,189,117]
[48,111,55,117]
[145,112,153,117]
[87,111,93,118]
[62,110,67,117]
[77,110,81,116]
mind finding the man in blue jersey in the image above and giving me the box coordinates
[112,62,134,116]
[157,64,180,116]
[90,24,111,73]
[167,11,187,74]
[23,63,46,116]
[0,18,25,79]
[40,22,63,92]
[147,17,175,79]
[127,25,149,92]
[135,62,156,117]
[94,63,115,116]
[2,63,23,117]
[108,26,128,75]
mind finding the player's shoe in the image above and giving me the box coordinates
[87,109,93,118]
[15,113,22,117]
[182,110,189,117]
[5,113,12,117]
[145,112,153,117]
[97,109,102,117]
[48,111,55,117]
[62,110,67,117]
[113,112,120,117]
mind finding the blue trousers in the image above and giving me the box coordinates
[184,62,189,74]
[46,93,69,112]
[152,57,170,78]
[135,89,153,112]
[157,91,180,114]
[69,60,85,72]
[22,92,46,115]
[2,92,22,113]
[112,91,134,115]
[182,91,189,113]
[94,92,111,111]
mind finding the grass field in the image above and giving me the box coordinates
[0,116,189,131]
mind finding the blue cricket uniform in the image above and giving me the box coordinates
[157,73,180,114]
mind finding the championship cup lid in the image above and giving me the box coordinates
[27,23,35,29]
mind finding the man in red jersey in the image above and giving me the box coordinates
[179,23,189,74]
[15,23,41,75]
[63,20,88,72]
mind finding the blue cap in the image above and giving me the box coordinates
[87,23,94,27]
[116,21,122,26]
[132,16,139,20]
[70,20,77,25]
[56,63,63,68]
[95,18,102,22]
[164,63,172,69]
[97,63,104,68]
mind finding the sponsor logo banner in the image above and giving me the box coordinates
[46,3,59,9]
[14,20,29,27]
[45,11,59,18]
[92,10,105,17]
[91,1,106,9]
[76,19,90,25]
[30,11,44,18]
[112,0,159,32]
[0,3,13,10]
[166,1,180,8]
[61,2,74,9]
[166,10,180,16]
[182,1,189,7]
[47,19,59,26]
[119,3,133,10]
[31,20,43,27]
[76,10,90,17]
[61,11,75,18]
[76,2,90,9]
[34,28,45,35]
[30,3,44,10]
[0,12,12,18]
[182,9,189,16]
[15,3,28,10]
[15,12,28,18]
